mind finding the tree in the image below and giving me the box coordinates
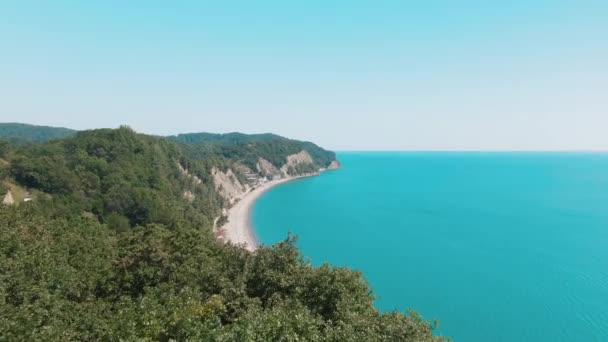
[0,128,446,341]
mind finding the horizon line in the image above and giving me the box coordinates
[335,149,608,153]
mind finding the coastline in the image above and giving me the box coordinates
[219,160,340,251]
[220,175,310,251]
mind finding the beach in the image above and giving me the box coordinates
[221,176,308,251]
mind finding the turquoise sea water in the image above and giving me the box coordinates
[253,152,608,341]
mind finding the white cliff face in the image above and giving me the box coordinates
[177,163,203,185]
[327,160,340,170]
[2,190,14,206]
[177,162,204,203]
[280,150,314,176]
[285,150,314,166]
[256,151,317,178]
[182,190,195,202]
[212,167,250,204]
[256,158,280,176]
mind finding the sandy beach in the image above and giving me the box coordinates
[220,176,305,251]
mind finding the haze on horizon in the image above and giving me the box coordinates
[1,1,606,151]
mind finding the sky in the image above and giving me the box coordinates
[0,1,606,150]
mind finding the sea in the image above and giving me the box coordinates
[252,152,608,342]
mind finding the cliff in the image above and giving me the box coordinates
[169,131,337,173]
[212,149,328,205]
[2,190,14,205]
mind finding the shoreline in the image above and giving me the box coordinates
[220,174,314,251]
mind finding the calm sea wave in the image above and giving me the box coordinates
[253,152,608,342]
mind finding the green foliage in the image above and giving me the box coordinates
[0,123,76,144]
[105,212,130,232]
[0,207,446,341]
[7,127,224,229]
[0,127,446,341]
[0,140,11,158]
[171,132,336,171]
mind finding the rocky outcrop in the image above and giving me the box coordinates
[177,163,203,203]
[286,150,314,166]
[256,151,316,178]
[327,160,340,170]
[183,190,195,202]
[280,150,314,176]
[256,158,280,176]
[177,163,202,185]
[2,190,14,206]
[212,167,249,204]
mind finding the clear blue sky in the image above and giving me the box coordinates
[1,1,606,150]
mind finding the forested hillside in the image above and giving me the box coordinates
[0,126,445,341]
[0,123,336,172]
[170,132,336,171]
[3,127,224,230]
[0,123,76,144]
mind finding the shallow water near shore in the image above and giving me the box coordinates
[253,152,608,341]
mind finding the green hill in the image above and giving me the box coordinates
[170,132,336,171]
[0,126,445,341]
[0,122,77,143]
[0,123,336,170]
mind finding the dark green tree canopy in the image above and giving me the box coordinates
[0,123,76,144]
[0,126,446,341]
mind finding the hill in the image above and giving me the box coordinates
[0,123,336,172]
[170,132,336,172]
[0,123,77,143]
[0,126,445,341]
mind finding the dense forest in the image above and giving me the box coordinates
[170,132,336,172]
[0,123,77,144]
[0,125,446,341]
